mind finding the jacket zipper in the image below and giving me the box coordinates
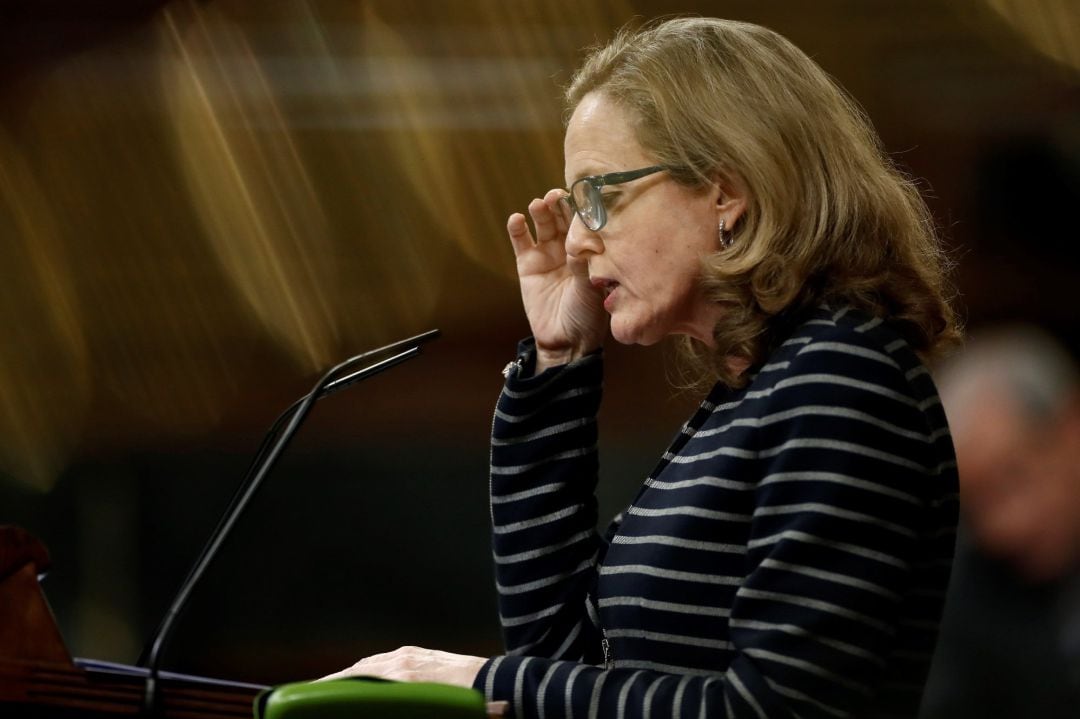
[601,629,613,669]
[488,403,499,523]
[490,358,524,522]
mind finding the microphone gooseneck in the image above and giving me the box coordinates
[137,330,439,715]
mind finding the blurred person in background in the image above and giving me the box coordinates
[921,326,1080,718]
[325,17,961,717]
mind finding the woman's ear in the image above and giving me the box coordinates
[714,176,748,229]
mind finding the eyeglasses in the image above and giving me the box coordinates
[562,165,669,231]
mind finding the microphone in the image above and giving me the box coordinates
[137,329,440,714]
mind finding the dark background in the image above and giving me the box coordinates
[2,0,1078,686]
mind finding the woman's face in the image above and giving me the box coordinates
[563,92,741,347]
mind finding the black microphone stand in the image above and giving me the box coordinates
[137,329,439,715]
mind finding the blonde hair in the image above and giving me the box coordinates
[566,17,960,388]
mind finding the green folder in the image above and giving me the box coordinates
[255,677,489,719]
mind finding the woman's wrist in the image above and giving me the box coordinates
[534,341,600,374]
[534,348,575,373]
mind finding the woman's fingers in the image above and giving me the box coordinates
[507,188,570,264]
[507,189,570,245]
[528,195,559,245]
[507,212,535,254]
[544,188,570,236]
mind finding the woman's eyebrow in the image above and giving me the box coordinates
[565,161,611,186]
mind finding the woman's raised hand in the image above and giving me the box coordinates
[507,189,607,373]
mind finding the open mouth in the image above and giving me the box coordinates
[592,278,620,312]
[592,277,619,299]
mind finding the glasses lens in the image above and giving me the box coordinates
[571,179,604,230]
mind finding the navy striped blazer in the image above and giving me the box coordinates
[476,305,959,719]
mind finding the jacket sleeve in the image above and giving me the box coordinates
[487,339,607,664]
[476,330,955,719]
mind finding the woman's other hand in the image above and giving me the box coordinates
[508,189,607,373]
[318,646,487,687]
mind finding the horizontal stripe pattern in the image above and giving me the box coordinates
[479,308,958,718]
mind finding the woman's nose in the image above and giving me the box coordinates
[564,217,604,258]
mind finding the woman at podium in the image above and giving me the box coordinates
[326,16,960,719]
